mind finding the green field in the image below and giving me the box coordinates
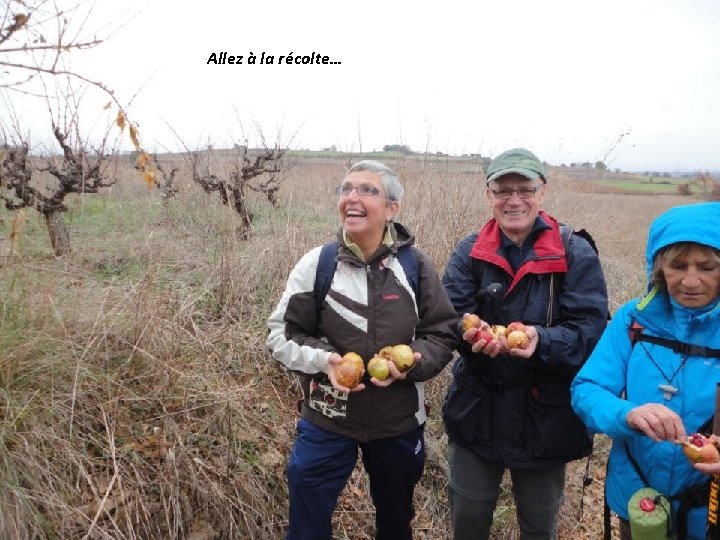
[593,178,690,193]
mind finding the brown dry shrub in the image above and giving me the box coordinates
[0,154,689,538]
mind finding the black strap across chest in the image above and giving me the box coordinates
[633,332,720,359]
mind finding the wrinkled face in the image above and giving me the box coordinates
[486,173,545,240]
[661,247,720,308]
[338,170,398,246]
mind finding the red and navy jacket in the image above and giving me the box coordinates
[441,212,608,468]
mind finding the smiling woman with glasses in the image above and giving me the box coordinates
[267,159,457,540]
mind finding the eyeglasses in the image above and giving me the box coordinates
[490,186,541,200]
[335,184,385,198]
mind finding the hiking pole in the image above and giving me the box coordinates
[707,382,720,539]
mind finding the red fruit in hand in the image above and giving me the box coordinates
[507,321,527,333]
[681,433,720,464]
[472,329,494,344]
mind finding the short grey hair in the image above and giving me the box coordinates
[346,160,404,202]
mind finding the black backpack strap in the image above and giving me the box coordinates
[624,440,652,487]
[603,485,613,540]
[559,224,573,255]
[577,453,594,523]
[314,242,420,320]
[629,315,720,358]
[633,332,720,359]
[314,241,339,318]
[559,224,600,256]
[395,245,420,299]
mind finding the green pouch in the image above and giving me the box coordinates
[628,487,672,540]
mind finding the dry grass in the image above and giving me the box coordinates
[0,155,692,539]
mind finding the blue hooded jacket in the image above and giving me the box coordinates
[571,202,720,539]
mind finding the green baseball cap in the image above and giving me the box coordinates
[486,148,547,185]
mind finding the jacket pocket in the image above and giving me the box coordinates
[442,360,492,445]
[525,375,591,460]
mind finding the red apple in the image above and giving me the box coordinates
[472,329,495,344]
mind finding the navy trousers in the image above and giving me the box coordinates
[285,418,425,540]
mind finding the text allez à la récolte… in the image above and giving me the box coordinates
[207,52,341,65]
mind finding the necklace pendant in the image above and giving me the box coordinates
[658,383,679,400]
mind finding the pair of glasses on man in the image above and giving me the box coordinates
[335,184,385,198]
[490,186,541,200]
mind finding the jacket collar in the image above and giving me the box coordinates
[634,286,720,339]
[337,222,415,264]
[470,211,568,294]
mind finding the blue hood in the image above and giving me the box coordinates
[645,202,720,281]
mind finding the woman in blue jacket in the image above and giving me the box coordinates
[571,202,720,539]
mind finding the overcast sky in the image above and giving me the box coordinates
[6,0,720,171]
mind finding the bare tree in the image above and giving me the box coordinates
[1,0,155,202]
[1,0,109,90]
[0,93,117,255]
[692,171,717,198]
[187,135,287,237]
[134,152,179,205]
[248,173,281,208]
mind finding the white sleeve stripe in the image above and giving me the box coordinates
[266,247,329,374]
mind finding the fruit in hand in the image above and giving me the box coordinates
[462,313,483,333]
[680,433,720,464]
[507,330,530,349]
[491,325,508,340]
[336,352,365,389]
[379,344,415,372]
[391,344,415,372]
[507,321,527,333]
[343,352,364,371]
[472,329,495,344]
[367,355,390,381]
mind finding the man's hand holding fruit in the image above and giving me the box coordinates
[461,314,539,358]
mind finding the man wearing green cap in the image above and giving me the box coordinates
[441,148,608,539]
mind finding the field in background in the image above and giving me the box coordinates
[0,154,697,538]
